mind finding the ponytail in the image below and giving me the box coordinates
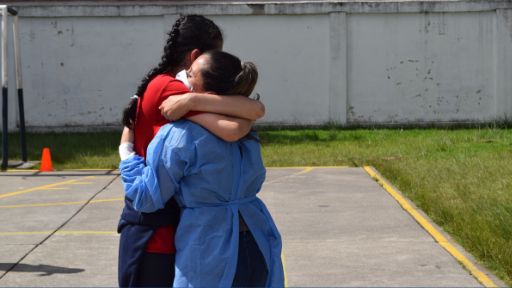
[229,62,258,97]
[201,51,258,97]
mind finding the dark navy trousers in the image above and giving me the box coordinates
[119,199,268,287]
[118,198,179,287]
[232,230,269,287]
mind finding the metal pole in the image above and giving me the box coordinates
[11,9,26,162]
[1,6,8,171]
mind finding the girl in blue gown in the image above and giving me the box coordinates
[119,50,284,287]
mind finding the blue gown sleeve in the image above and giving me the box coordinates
[119,125,191,213]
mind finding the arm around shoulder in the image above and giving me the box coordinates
[187,113,253,142]
[188,93,265,121]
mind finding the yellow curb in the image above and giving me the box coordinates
[363,166,498,288]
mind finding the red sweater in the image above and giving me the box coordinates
[133,74,198,253]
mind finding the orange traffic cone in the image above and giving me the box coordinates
[40,147,53,172]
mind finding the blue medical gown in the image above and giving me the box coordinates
[119,120,284,287]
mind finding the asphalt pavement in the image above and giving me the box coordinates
[0,167,504,287]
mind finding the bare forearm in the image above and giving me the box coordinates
[189,93,265,121]
[120,126,134,144]
[187,113,253,142]
[119,127,135,160]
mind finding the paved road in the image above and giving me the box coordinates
[0,168,502,287]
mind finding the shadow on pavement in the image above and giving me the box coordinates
[0,263,85,276]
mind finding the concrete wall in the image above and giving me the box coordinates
[347,12,497,124]
[212,14,331,125]
[19,16,165,129]
[0,1,511,131]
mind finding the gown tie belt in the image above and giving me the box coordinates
[185,195,257,209]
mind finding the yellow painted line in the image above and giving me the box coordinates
[70,169,115,171]
[68,181,95,185]
[91,198,124,204]
[0,197,124,209]
[0,230,117,236]
[281,251,288,287]
[265,167,315,184]
[0,177,96,200]
[267,166,348,169]
[0,231,54,236]
[295,167,314,175]
[6,167,348,172]
[4,169,113,172]
[44,187,69,190]
[363,166,498,288]
[55,230,117,236]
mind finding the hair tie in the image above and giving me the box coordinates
[130,95,139,100]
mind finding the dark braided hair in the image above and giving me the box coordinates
[122,15,223,129]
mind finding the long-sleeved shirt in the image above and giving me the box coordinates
[120,120,284,287]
